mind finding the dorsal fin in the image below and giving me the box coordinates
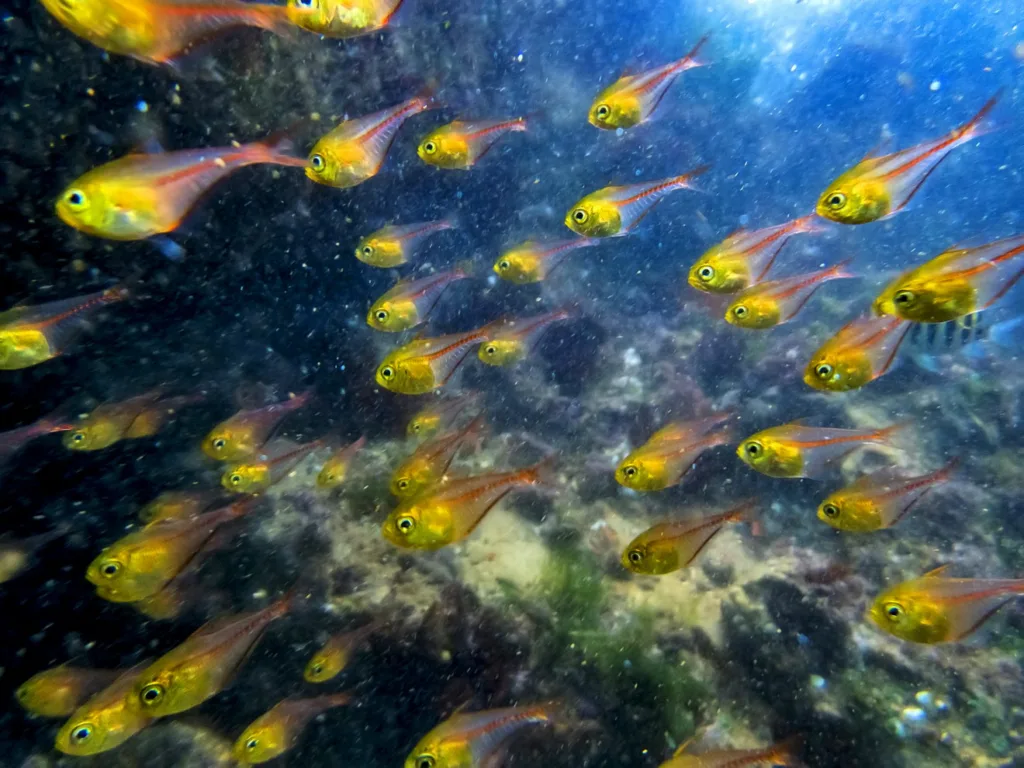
[923,564,951,579]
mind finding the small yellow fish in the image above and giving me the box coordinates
[493,238,599,284]
[804,315,911,392]
[356,219,457,268]
[869,566,1024,644]
[725,260,854,329]
[816,93,999,225]
[615,413,732,492]
[872,233,1024,323]
[16,666,119,718]
[659,737,802,767]
[418,117,528,169]
[405,704,558,768]
[317,436,367,489]
[391,415,486,498]
[0,285,127,370]
[222,437,325,494]
[406,392,482,440]
[376,322,497,395]
[368,267,470,331]
[589,34,708,130]
[818,458,958,532]
[478,308,573,367]
[622,500,757,575]
[286,0,403,38]
[566,166,708,238]
[55,663,154,756]
[133,592,293,717]
[382,457,554,550]
[0,527,67,583]
[139,489,226,525]
[202,391,313,462]
[737,421,903,479]
[304,619,386,682]
[307,93,433,188]
[64,391,200,452]
[233,693,352,764]
[687,215,821,294]
[0,408,73,466]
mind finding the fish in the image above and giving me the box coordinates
[317,436,367,489]
[391,415,486,499]
[233,693,352,764]
[286,0,404,38]
[86,498,255,603]
[54,663,154,756]
[381,457,555,550]
[493,238,599,284]
[816,92,1000,225]
[38,0,291,67]
[565,166,708,238]
[804,314,911,392]
[202,391,314,462]
[725,260,855,329]
[304,619,386,682]
[0,409,74,466]
[417,117,529,169]
[615,413,733,492]
[622,499,757,575]
[478,308,574,367]
[0,285,128,370]
[356,219,457,268]
[139,489,227,525]
[306,93,433,188]
[132,592,294,717]
[221,437,325,494]
[737,421,904,479]
[376,322,497,395]
[64,390,201,451]
[817,458,958,532]
[589,34,709,130]
[367,266,471,331]
[659,736,802,767]
[872,233,1024,323]
[406,392,483,440]
[905,312,1024,373]
[404,703,558,768]
[869,565,1024,644]
[16,666,120,718]
[687,215,822,294]
[0,527,68,583]
[56,133,307,248]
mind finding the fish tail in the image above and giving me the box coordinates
[283,389,316,411]
[248,126,308,168]
[952,89,1002,143]
[825,257,857,280]
[319,692,354,709]
[682,32,711,67]
[247,3,297,38]
[674,164,711,192]
[269,586,302,619]
[766,735,805,766]
[792,213,827,235]
[930,456,961,484]
[225,497,261,522]
[729,498,762,536]
[521,454,558,489]
[873,421,909,446]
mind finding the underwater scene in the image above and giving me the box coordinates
[1,0,1024,765]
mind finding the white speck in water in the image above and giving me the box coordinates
[623,347,641,368]
[930,80,941,91]
[615,127,625,137]
[135,100,149,113]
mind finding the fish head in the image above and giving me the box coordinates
[381,501,451,550]
[818,494,880,532]
[304,645,346,683]
[39,0,117,48]
[688,248,749,293]
[621,535,679,575]
[565,194,621,238]
[234,717,288,765]
[55,176,113,237]
[407,411,440,440]
[804,347,872,392]
[202,427,253,462]
[588,93,640,131]
[0,329,53,370]
[132,666,182,718]
[725,294,779,329]
[221,463,270,495]
[15,672,74,717]
[86,544,133,592]
[356,235,403,268]
[317,459,348,490]
[376,356,434,395]
[390,459,432,499]
[887,278,975,323]
[477,338,524,367]
[286,0,329,31]
[417,132,467,169]
[404,734,449,768]
[737,433,803,478]
[55,713,116,757]
[63,417,119,452]
[305,140,350,187]
[615,455,662,491]
[815,176,890,225]
[868,585,950,644]
[368,298,416,332]
[494,249,540,284]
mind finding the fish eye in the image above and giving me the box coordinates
[744,441,762,457]
[310,154,325,171]
[484,345,497,355]
[65,189,88,209]
[815,363,834,379]
[396,515,416,533]
[375,309,389,322]
[894,290,915,305]
[70,724,93,744]
[622,465,637,478]
[380,366,395,380]
[71,432,86,443]
[822,503,840,518]
[733,305,748,318]
[572,208,588,223]
[826,191,847,209]
[296,0,314,6]
[884,602,903,621]
[139,684,165,706]
[101,561,121,577]
[416,756,436,768]
[498,260,511,271]
[213,438,226,450]
[246,738,259,751]
[596,104,611,119]
[397,478,410,490]
[362,245,374,256]
[423,141,437,155]
[411,423,421,433]
[229,473,243,486]
[627,549,643,564]
[697,265,715,281]
[310,662,323,675]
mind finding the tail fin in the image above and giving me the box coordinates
[954,90,1002,143]
[269,585,303,619]
[873,421,910,447]
[791,213,827,235]
[683,33,711,67]
[676,164,711,193]
[824,258,857,281]
[766,735,804,766]
[522,454,558,488]
[252,125,308,168]
[249,3,298,38]
[929,456,960,484]
[727,498,762,536]
[320,692,354,709]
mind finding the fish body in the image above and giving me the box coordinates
[726,260,854,329]
[622,500,756,575]
[493,238,599,284]
[804,315,911,392]
[16,666,120,718]
[139,489,225,524]
[64,391,200,451]
[55,664,153,756]
[565,167,708,238]
[307,94,432,188]
[660,738,801,767]
[376,323,496,395]
[478,308,573,366]
[57,135,306,242]
[872,233,1024,323]
[404,704,557,768]
[0,286,127,370]
[132,593,292,716]
[589,34,708,130]
[203,391,313,462]
[818,459,957,531]
[616,413,732,491]
[222,437,325,493]
[688,215,821,294]
[286,0,403,37]
[869,566,1024,643]
[39,0,290,66]
[304,619,385,682]
[737,422,903,479]
[391,415,486,498]
[0,410,73,465]
[317,436,367,489]
[368,266,470,331]
[382,458,554,550]
[356,219,456,268]
[407,392,482,440]
[417,117,528,169]
[233,693,352,764]
[816,93,999,225]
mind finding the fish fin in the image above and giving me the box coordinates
[522,453,558,489]
[860,133,895,162]
[923,564,952,579]
[151,235,186,261]
[672,738,695,758]
[249,124,308,168]
[136,136,167,155]
[951,89,1002,143]
[682,32,711,67]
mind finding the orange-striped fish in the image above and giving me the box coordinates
[306,94,433,188]
[566,166,708,238]
[406,391,483,440]
[589,34,709,131]
[368,267,471,332]
[660,737,802,767]
[493,238,600,284]
[222,437,325,494]
[355,219,457,268]
[725,260,855,329]
[203,391,314,462]
[804,315,911,392]
[376,322,497,395]
[16,665,121,718]
[382,457,555,550]
[64,391,202,452]
[286,0,404,38]
[478,308,574,366]
[234,693,352,764]
[616,413,733,492]
[688,215,822,294]
[391,414,486,499]
[417,117,528,169]
[304,618,386,682]
[0,285,128,370]
[817,93,1000,225]
[0,409,73,465]
[316,435,366,489]
[738,421,903,479]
